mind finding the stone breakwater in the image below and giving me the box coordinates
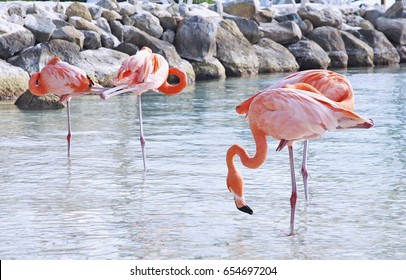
[0,0,405,103]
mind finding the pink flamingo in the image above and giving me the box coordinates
[226,83,373,235]
[236,70,355,201]
[100,47,187,171]
[28,57,104,156]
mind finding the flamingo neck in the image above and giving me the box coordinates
[28,73,47,96]
[158,68,187,95]
[226,128,268,171]
[226,128,268,201]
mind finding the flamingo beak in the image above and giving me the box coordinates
[231,191,253,215]
[237,203,253,215]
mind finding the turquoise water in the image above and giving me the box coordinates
[0,66,405,259]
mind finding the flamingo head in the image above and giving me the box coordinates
[226,169,253,215]
[28,72,46,96]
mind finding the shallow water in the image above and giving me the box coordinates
[0,66,405,260]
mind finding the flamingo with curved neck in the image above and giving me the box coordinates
[236,70,356,201]
[226,84,373,235]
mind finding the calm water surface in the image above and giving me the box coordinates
[0,66,405,260]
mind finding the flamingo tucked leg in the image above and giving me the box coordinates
[100,84,131,100]
[288,145,298,236]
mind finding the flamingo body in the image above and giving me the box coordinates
[237,70,355,118]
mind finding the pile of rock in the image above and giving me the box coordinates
[0,0,405,103]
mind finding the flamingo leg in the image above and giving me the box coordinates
[100,84,129,99]
[301,140,309,201]
[288,145,297,236]
[100,84,147,100]
[138,94,147,171]
[66,99,72,157]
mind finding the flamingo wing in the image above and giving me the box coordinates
[237,70,355,117]
[248,88,372,144]
[39,61,93,95]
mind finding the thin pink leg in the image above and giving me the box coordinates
[288,145,297,236]
[138,95,147,171]
[66,100,72,157]
[301,140,309,201]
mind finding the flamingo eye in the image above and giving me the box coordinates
[86,75,94,87]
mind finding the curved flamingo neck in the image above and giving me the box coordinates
[226,127,268,204]
[158,68,187,95]
[226,128,268,171]
[28,73,47,96]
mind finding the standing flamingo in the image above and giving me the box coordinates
[100,47,187,171]
[236,70,355,201]
[226,84,374,235]
[28,57,104,156]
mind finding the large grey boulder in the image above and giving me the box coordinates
[96,0,120,12]
[15,90,64,110]
[375,17,406,45]
[341,31,374,67]
[94,17,112,33]
[362,9,384,27]
[259,20,302,45]
[306,26,348,68]
[222,0,260,19]
[253,38,299,73]
[0,19,35,60]
[100,30,120,48]
[101,9,122,22]
[50,26,85,49]
[0,59,30,101]
[24,14,56,43]
[65,2,93,21]
[7,40,82,75]
[81,30,102,50]
[191,57,226,80]
[109,20,124,42]
[382,0,404,19]
[68,16,102,35]
[223,14,260,44]
[357,29,400,65]
[395,45,406,63]
[174,16,219,62]
[131,11,163,39]
[7,2,27,18]
[275,12,311,35]
[288,39,331,70]
[298,5,343,29]
[215,19,259,77]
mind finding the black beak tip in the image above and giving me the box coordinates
[237,205,253,215]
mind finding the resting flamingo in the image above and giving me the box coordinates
[28,57,104,156]
[226,83,374,235]
[100,47,187,171]
[236,70,355,201]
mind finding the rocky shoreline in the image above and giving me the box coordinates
[0,0,405,106]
